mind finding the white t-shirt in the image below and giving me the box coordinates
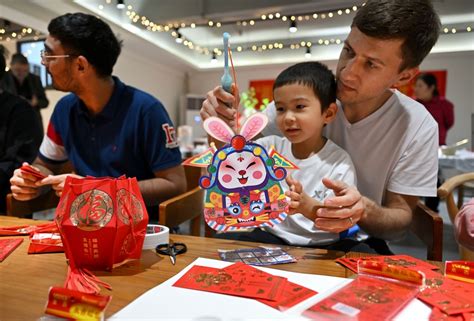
[256,136,357,246]
[262,89,438,205]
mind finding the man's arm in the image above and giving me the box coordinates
[138,164,186,207]
[357,191,418,240]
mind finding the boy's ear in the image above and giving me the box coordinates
[393,66,419,87]
[323,102,338,124]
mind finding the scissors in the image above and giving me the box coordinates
[155,243,187,265]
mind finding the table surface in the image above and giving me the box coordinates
[0,216,442,319]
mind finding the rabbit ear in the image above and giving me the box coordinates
[203,117,235,143]
[239,113,268,140]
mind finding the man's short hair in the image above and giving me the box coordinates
[11,53,29,65]
[352,0,440,70]
[48,13,122,77]
[273,62,336,111]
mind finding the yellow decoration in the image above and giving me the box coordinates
[217,151,226,160]
[253,147,262,156]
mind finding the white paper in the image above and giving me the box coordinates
[110,257,432,321]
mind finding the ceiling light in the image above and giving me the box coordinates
[211,53,217,63]
[289,21,297,33]
[116,0,125,9]
[305,47,312,59]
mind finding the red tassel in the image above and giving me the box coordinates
[64,266,112,294]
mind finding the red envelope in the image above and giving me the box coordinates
[418,276,474,315]
[0,238,23,262]
[173,264,286,301]
[28,232,64,254]
[0,222,58,236]
[258,280,317,311]
[429,307,466,321]
[303,275,419,321]
[336,255,439,273]
[20,164,46,180]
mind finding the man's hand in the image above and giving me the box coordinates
[38,174,83,197]
[314,178,364,233]
[10,162,47,201]
[200,84,240,128]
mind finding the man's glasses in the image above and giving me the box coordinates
[40,50,76,62]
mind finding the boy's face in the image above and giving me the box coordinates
[336,27,415,106]
[274,84,329,146]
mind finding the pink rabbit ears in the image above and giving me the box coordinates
[203,113,268,143]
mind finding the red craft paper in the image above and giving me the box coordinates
[0,238,23,262]
[0,222,57,236]
[20,164,46,180]
[303,275,419,321]
[336,255,439,273]
[28,232,64,254]
[418,275,474,315]
[258,280,317,311]
[173,264,286,301]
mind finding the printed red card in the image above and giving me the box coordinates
[258,280,317,311]
[0,238,23,262]
[303,275,419,321]
[418,275,474,315]
[429,307,470,321]
[28,232,64,254]
[336,255,439,273]
[173,264,286,301]
[20,164,46,180]
[445,261,474,284]
[45,286,111,321]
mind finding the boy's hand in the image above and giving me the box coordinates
[314,178,364,233]
[200,84,240,129]
[285,175,313,215]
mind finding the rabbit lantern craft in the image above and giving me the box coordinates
[183,113,298,231]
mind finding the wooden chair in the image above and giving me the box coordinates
[410,201,444,261]
[438,172,474,260]
[6,190,59,218]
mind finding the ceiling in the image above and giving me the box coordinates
[1,0,473,70]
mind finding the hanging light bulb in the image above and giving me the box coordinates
[117,0,125,9]
[211,52,217,63]
[175,30,183,43]
[289,20,297,33]
[305,47,312,58]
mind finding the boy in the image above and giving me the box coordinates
[221,62,357,247]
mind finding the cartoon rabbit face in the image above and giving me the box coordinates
[217,150,267,191]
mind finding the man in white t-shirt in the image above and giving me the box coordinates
[200,0,441,253]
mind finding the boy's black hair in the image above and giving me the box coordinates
[352,0,440,71]
[273,61,336,111]
[48,13,122,77]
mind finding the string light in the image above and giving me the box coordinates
[289,20,297,33]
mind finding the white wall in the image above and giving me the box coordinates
[189,51,474,148]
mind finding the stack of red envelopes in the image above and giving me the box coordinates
[20,164,46,180]
[337,256,474,320]
[173,262,317,311]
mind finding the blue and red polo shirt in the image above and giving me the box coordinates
[39,77,181,180]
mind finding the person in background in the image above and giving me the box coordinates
[0,47,42,213]
[414,72,455,212]
[9,13,186,219]
[454,198,474,251]
[1,53,49,134]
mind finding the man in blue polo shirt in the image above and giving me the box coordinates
[10,13,186,214]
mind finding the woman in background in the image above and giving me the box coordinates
[414,73,455,212]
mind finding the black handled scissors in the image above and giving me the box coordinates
[155,243,187,265]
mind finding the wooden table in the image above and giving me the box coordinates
[0,216,356,320]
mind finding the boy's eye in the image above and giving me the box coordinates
[296,104,305,109]
[276,106,285,112]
